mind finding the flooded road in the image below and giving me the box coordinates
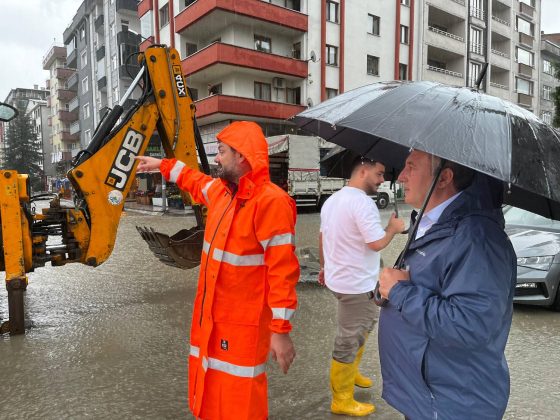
[1,208,560,419]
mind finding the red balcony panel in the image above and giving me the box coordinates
[138,0,153,18]
[57,89,77,102]
[61,131,80,142]
[175,0,307,34]
[182,43,308,78]
[56,67,75,80]
[140,36,154,52]
[195,94,305,121]
[58,110,79,123]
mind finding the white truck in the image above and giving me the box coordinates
[267,135,345,208]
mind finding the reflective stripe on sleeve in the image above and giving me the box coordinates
[271,307,296,321]
[201,179,216,204]
[213,248,265,266]
[203,240,210,254]
[190,345,265,378]
[169,161,186,183]
[260,233,295,250]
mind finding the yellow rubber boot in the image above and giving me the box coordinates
[330,359,376,416]
[354,344,373,388]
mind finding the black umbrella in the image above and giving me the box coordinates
[293,80,560,305]
[293,80,560,221]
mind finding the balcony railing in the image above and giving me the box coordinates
[69,121,80,135]
[519,32,534,48]
[490,82,509,90]
[469,7,486,20]
[491,15,510,26]
[470,43,485,55]
[518,62,533,78]
[69,97,79,112]
[517,92,533,107]
[427,65,463,78]
[519,2,534,18]
[491,49,509,58]
[428,26,464,42]
[66,72,78,90]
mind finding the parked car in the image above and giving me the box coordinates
[504,206,560,310]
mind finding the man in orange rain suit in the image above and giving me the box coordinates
[136,121,299,419]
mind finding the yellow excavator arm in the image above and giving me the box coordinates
[0,46,209,334]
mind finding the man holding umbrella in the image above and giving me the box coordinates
[378,150,517,419]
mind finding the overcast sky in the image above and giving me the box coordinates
[1,0,559,101]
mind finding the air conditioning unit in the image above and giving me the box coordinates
[272,77,286,89]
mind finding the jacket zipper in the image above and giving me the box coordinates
[199,190,235,326]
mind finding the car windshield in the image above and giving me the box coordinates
[503,206,560,229]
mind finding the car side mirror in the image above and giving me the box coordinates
[0,102,18,122]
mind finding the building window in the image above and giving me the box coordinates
[400,25,409,44]
[469,26,483,54]
[140,11,154,38]
[401,0,410,5]
[120,43,139,66]
[83,103,90,119]
[287,87,301,105]
[516,47,533,67]
[516,77,533,95]
[519,0,535,6]
[326,88,338,99]
[254,35,272,53]
[544,59,553,75]
[469,62,481,87]
[367,55,379,76]
[543,85,552,101]
[85,129,92,145]
[121,19,129,32]
[516,16,533,36]
[186,42,197,56]
[368,14,380,36]
[292,42,301,59]
[185,0,196,7]
[81,77,89,93]
[111,55,118,70]
[208,83,222,95]
[159,4,169,28]
[399,63,408,80]
[80,50,88,68]
[542,111,552,124]
[327,1,339,23]
[326,44,338,66]
[254,82,271,101]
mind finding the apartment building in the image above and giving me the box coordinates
[62,0,142,151]
[42,45,79,175]
[137,0,417,152]
[417,0,542,112]
[1,86,49,168]
[540,33,560,125]
[28,100,54,188]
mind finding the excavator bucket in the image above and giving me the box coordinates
[136,226,204,269]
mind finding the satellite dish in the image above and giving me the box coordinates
[309,51,317,62]
[306,98,314,107]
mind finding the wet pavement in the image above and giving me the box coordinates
[1,206,560,419]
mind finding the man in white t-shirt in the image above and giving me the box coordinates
[319,156,405,417]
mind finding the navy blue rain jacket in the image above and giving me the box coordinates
[379,174,517,420]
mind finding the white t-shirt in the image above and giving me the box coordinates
[320,186,386,294]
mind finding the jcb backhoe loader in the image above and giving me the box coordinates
[0,45,209,335]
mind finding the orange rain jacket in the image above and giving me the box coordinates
[160,121,300,419]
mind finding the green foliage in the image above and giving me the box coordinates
[553,62,560,128]
[1,106,44,191]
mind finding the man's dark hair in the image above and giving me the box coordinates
[351,156,381,174]
[432,157,475,191]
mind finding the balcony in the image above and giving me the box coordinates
[116,0,139,13]
[519,2,534,18]
[96,45,106,61]
[138,0,153,17]
[519,32,534,49]
[69,97,79,112]
[541,40,560,57]
[57,88,76,102]
[55,67,74,80]
[60,131,80,142]
[95,14,104,31]
[98,76,107,92]
[470,43,485,56]
[518,63,533,78]
[181,42,308,80]
[490,49,510,69]
[69,121,80,135]
[194,94,305,124]
[119,64,141,80]
[67,48,77,69]
[175,0,308,35]
[58,110,78,123]
[517,93,532,107]
[491,15,510,27]
[426,25,465,53]
[469,7,486,22]
[427,65,463,79]
[117,30,141,47]
[66,73,78,92]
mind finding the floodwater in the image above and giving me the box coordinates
[1,207,560,419]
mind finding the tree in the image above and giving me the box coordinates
[553,62,560,128]
[1,106,44,191]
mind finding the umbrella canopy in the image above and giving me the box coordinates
[293,81,560,220]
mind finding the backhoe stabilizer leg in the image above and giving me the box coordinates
[2,278,26,335]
